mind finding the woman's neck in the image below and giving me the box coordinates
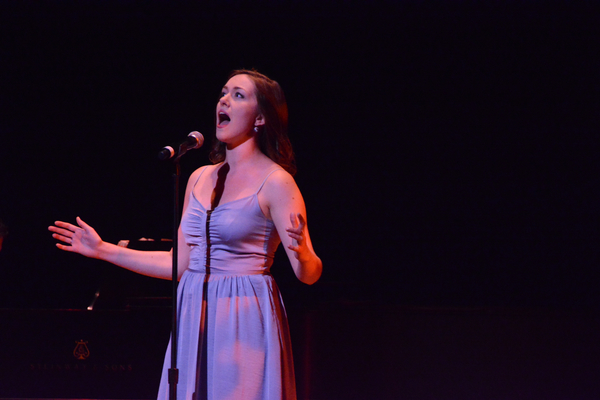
[224,139,268,171]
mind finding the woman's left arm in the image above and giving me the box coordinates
[262,170,322,284]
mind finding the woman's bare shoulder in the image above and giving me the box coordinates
[262,167,300,197]
[189,163,219,180]
[186,164,219,192]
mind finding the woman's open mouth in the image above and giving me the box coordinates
[217,111,231,127]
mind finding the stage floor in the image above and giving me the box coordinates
[2,305,599,400]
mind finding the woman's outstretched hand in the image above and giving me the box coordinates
[48,217,103,259]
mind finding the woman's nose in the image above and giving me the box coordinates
[219,93,230,106]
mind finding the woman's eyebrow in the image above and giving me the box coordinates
[222,85,247,92]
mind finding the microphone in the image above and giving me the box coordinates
[158,131,204,161]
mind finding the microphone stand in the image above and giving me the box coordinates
[168,145,189,400]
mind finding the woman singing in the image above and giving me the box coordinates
[49,69,322,400]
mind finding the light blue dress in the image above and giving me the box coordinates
[157,168,296,400]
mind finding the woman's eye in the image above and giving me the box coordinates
[235,92,244,98]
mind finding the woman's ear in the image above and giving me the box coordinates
[254,113,266,127]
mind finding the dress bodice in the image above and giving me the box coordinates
[180,169,282,275]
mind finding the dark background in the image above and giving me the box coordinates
[0,0,598,310]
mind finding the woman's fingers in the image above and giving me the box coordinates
[53,219,88,234]
[289,212,298,229]
[49,218,101,258]
[50,231,70,243]
[56,242,76,252]
[49,220,84,246]
[54,220,79,231]
[49,225,74,237]
[287,233,302,243]
[286,213,306,253]
[287,213,306,232]
[76,216,90,230]
[296,213,306,230]
[49,223,77,240]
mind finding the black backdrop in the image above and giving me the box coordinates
[1,0,598,310]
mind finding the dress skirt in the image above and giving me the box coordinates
[156,270,296,400]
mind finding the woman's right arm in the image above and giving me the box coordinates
[48,166,207,280]
[49,216,175,280]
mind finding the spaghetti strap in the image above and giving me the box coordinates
[256,167,285,194]
[192,165,210,190]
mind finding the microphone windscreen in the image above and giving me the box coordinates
[188,131,204,149]
[158,146,175,161]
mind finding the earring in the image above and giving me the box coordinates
[254,126,259,133]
